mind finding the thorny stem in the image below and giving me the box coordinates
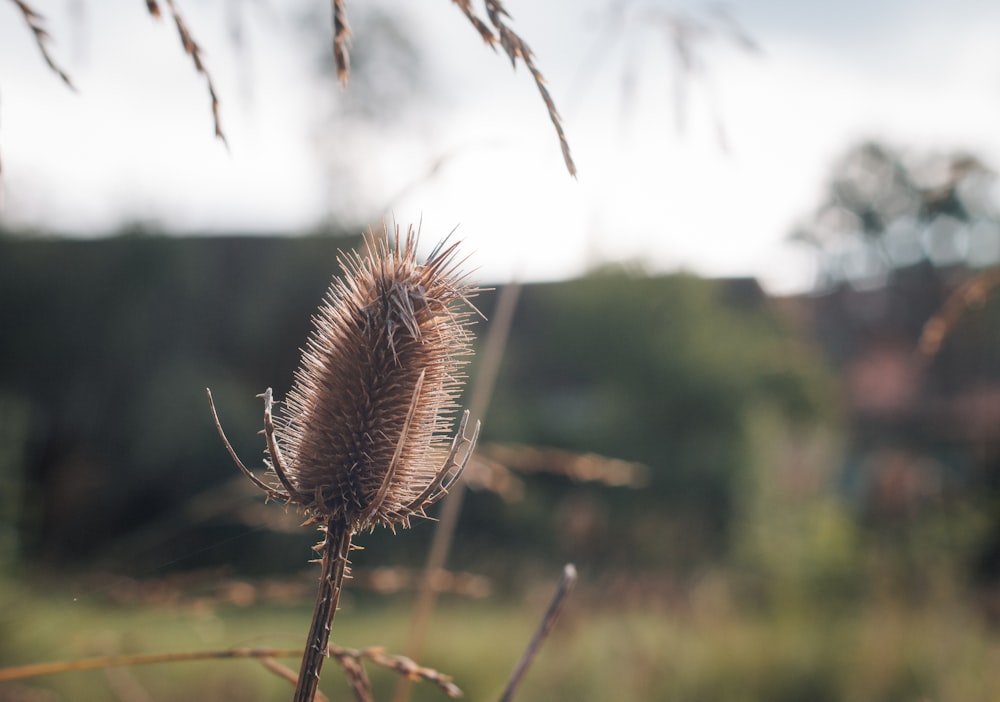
[293,519,354,702]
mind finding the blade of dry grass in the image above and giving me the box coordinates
[0,648,303,683]
[147,0,227,146]
[0,644,462,697]
[498,563,578,702]
[10,0,75,89]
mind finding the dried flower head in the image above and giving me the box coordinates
[209,224,480,532]
[207,225,480,701]
[279,226,478,528]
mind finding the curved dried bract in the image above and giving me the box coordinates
[259,387,306,503]
[206,388,289,503]
[388,410,480,529]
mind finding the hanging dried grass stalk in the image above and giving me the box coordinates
[10,0,75,88]
[450,0,577,176]
[208,224,480,702]
[146,0,227,145]
[332,0,351,85]
[331,0,576,176]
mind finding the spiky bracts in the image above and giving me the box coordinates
[277,226,477,530]
[206,225,479,702]
[207,223,480,533]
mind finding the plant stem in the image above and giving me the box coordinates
[498,564,577,702]
[293,519,354,702]
[395,282,521,702]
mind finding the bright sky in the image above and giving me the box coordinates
[2,0,1000,293]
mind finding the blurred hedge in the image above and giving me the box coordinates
[0,229,837,579]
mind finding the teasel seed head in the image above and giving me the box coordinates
[273,224,479,530]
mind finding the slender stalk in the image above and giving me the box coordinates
[293,519,354,702]
[0,648,302,683]
[499,564,578,702]
[0,645,461,697]
[395,283,521,702]
[205,228,477,701]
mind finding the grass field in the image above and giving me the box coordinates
[3,572,1000,702]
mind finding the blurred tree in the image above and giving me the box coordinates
[0,232,836,579]
[792,141,999,290]
[789,141,1000,599]
[0,228,362,571]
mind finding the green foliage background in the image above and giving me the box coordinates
[0,228,833,579]
[1,227,998,700]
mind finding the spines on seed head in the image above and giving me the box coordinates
[277,224,478,529]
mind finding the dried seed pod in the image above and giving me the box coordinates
[277,226,479,529]
[207,224,481,702]
[207,224,480,532]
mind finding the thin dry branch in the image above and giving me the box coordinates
[0,648,302,683]
[10,0,75,89]
[147,0,227,146]
[0,644,462,698]
[340,647,462,698]
[498,564,578,702]
[331,654,374,702]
